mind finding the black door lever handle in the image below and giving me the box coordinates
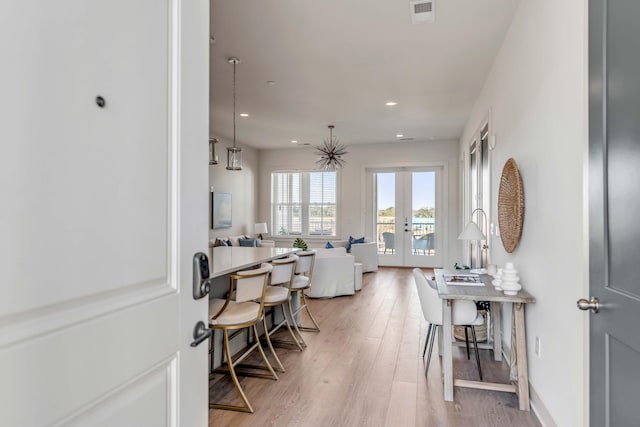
[190,321,213,347]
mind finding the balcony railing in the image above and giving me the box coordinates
[376,219,435,254]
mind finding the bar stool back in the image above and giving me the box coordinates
[208,263,276,413]
[290,250,320,333]
[266,255,306,351]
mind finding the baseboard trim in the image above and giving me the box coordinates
[501,340,557,427]
[529,383,557,427]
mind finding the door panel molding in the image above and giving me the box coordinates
[0,0,176,318]
[63,357,176,427]
[1,295,179,425]
[0,282,175,350]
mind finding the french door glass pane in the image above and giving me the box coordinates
[411,172,436,256]
[376,173,396,254]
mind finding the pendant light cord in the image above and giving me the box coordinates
[232,59,236,149]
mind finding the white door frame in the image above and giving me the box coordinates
[461,116,492,268]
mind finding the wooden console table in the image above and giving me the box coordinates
[434,269,536,411]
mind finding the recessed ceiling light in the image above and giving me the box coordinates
[396,134,404,138]
[291,140,298,144]
[239,113,249,117]
[267,81,276,85]
[385,101,398,106]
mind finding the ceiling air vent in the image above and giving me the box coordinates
[410,0,435,24]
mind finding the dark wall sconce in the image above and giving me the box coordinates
[209,137,218,165]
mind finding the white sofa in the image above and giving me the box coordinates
[307,247,356,298]
[350,242,378,272]
[209,235,274,248]
[305,240,349,249]
[276,238,377,273]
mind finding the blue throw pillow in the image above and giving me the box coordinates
[224,239,232,246]
[238,237,258,247]
[347,236,365,253]
[325,241,334,249]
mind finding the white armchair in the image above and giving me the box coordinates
[307,247,355,298]
[350,242,378,272]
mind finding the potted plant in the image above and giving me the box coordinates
[454,262,470,270]
[293,237,308,251]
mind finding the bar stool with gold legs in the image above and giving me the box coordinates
[208,263,276,413]
[263,255,305,356]
[289,250,320,335]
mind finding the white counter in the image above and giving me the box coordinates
[208,246,299,277]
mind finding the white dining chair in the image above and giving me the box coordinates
[413,268,484,380]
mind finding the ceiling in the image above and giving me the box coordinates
[209,0,519,150]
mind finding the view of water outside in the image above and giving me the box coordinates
[376,172,436,254]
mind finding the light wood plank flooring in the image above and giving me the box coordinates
[209,267,541,427]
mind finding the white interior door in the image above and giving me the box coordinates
[0,1,209,426]
[371,167,445,268]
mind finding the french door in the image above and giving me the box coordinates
[369,167,445,268]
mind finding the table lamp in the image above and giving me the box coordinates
[254,222,268,240]
[458,208,488,250]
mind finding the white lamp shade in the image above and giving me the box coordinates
[254,222,268,235]
[458,221,486,241]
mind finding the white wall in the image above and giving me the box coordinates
[209,138,259,240]
[459,0,588,425]
[258,140,460,267]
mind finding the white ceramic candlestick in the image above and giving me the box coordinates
[501,262,522,296]
[487,264,498,276]
[492,268,503,291]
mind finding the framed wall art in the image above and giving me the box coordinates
[211,191,232,229]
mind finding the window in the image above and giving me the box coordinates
[468,122,490,268]
[271,171,337,237]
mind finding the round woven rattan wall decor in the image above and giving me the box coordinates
[498,158,524,253]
